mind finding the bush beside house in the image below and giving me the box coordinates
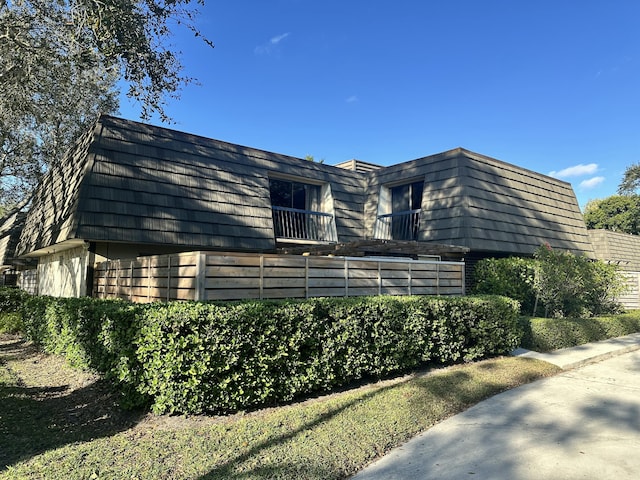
[0,289,520,414]
[472,245,626,318]
[472,257,537,315]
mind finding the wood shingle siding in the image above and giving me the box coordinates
[588,229,640,271]
[17,115,366,256]
[0,204,28,268]
[16,124,96,256]
[17,115,593,275]
[365,148,593,256]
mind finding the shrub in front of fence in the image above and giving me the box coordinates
[130,295,521,414]
[0,289,521,414]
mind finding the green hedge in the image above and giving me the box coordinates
[134,296,521,414]
[472,257,537,315]
[0,287,29,334]
[518,311,640,352]
[0,288,521,414]
[472,249,626,318]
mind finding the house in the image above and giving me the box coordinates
[0,201,36,290]
[0,206,24,285]
[14,115,594,297]
[588,229,640,309]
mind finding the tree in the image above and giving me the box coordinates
[304,155,325,164]
[2,0,213,121]
[0,5,119,204]
[583,195,640,235]
[533,244,625,318]
[618,162,640,195]
[0,0,213,207]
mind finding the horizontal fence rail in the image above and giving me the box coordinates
[93,252,465,303]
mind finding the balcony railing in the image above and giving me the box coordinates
[272,206,337,242]
[374,209,421,241]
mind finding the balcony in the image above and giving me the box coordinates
[272,206,337,242]
[374,209,421,241]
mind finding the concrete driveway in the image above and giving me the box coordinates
[352,336,640,480]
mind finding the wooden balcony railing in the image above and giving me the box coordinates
[374,209,421,241]
[272,206,337,242]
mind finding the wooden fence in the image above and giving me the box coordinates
[618,271,640,310]
[93,251,465,303]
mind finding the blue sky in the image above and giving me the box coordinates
[118,1,640,209]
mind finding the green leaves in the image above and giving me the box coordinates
[130,296,521,414]
[473,248,627,319]
[472,257,537,314]
[2,289,522,415]
[0,0,213,206]
[583,195,640,235]
[520,312,640,352]
[534,244,626,318]
[0,0,120,205]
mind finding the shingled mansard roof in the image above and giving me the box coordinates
[363,148,594,256]
[588,229,640,271]
[16,114,594,259]
[16,115,365,257]
[0,200,30,270]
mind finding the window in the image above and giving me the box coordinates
[269,179,321,211]
[391,180,424,213]
[375,180,424,241]
[269,178,336,242]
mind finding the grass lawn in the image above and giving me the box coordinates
[0,333,559,479]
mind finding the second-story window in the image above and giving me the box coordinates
[269,179,320,211]
[269,178,336,242]
[375,180,424,241]
[391,181,424,213]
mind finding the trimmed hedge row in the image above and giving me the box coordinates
[0,287,29,334]
[518,311,640,352]
[0,288,521,414]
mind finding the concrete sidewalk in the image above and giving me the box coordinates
[512,332,640,369]
[352,334,640,480]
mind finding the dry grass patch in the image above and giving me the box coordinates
[1,334,559,479]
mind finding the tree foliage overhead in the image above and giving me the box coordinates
[2,0,212,120]
[583,195,640,235]
[618,162,640,195]
[0,0,212,206]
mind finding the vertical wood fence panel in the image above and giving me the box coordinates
[93,251,465,303]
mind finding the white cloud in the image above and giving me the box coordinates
[346,95,358,103]
[255,32,291,55]
[549,163,599,179]
[579,176,605,189]
[270,33,290,45]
